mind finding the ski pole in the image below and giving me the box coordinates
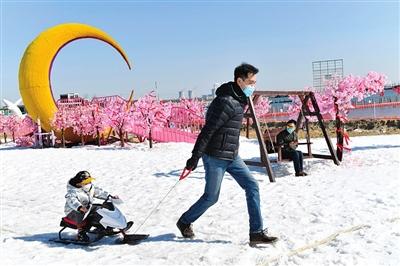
[133,168,192,234]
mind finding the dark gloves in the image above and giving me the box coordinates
[78,206,88,213]
[289,141,298,150]
[186,155,200,171]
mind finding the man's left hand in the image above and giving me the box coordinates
[186,156,200,171]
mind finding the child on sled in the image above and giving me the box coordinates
[64,170,119,242]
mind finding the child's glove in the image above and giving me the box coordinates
[78,206,88,213]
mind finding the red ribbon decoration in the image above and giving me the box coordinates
[336,143,352,151]
[336,114,349,123]
[336,128,351,151]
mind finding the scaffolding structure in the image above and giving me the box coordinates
[312,59,344,91]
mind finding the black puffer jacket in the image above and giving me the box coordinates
[192,81,248,160]
[276,130,298,152]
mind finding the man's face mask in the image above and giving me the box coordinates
[239,75,257,97]
[82,183,93,192]
[287,123,296,134]
[243,86,256,97]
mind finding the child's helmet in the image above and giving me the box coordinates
[72,170,95,186]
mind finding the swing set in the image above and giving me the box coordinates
[244,90,344,183]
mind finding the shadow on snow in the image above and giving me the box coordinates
[13,232,231,249]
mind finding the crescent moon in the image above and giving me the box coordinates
[18,23,131,142]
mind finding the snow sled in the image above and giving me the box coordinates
[53,195,149,245]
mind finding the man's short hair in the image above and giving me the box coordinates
[234,63,259,82]
[287,119,297,125]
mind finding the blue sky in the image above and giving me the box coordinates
[1,0,399,103]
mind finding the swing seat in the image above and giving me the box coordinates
[263,128,282,154]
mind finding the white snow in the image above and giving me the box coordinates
[1,135,399,266]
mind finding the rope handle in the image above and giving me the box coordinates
[133,168,191,233]
[179,168,192,180]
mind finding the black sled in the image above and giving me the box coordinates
[51,196,149,245]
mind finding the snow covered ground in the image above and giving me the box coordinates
[1,134,399,266]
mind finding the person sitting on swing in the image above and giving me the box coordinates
[277,120,308,176]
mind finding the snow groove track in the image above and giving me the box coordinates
[259,217,400,266]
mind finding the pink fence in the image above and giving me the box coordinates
[130,125,199,144]
[151,127,198,143]
[257,101,400,122]
[352,101,400,109]
[130,107,205,143]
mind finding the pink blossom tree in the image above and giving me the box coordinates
[18,116,36,137]
[15,136,35,147]
[52,106,73,147]
[172,98,205,132]
[287,71,387,161]
[255,96,271,115]
[243,96,271,136]
[103,99,135,147]
[70,106,93,146]
[288,72,387,122]
[4,115,22,142]
[178,98,206,118]
[254,96,271,124]
[86,103,110,146]
[135,91,167,148]
[0,114,7,143]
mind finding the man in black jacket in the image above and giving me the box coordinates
[176,63,277,245]
[276,120,308,176]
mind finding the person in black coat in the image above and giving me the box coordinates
[176,63,277,245]
[276,120,308,176]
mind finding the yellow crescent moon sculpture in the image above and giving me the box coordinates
[19,23,131,142]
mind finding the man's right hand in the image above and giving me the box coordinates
[186,156,200,171]
[289,141,298,150]
[79,206,88,213]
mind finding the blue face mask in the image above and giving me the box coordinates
[287,127,295,134]
[243,86,255,97]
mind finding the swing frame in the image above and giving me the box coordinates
[243,90,341,182]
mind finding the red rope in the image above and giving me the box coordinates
[179,168,192,180]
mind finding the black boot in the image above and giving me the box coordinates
[249,229,278,245]
[77,229,90,242]
[176,219,195,238]
[295,171,308,176]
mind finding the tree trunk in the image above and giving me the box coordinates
[149,128,153,148]
[119,128,125,147]
[12,132,15,142]
[3,133,7,143]
[101,134,105,145]
[334,97,344,161]
[81,134,85,146]
[97,128,100,146]
[61,128,66,148]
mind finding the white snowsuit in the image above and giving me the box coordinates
[64,183,110,216]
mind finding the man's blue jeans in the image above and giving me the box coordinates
[282,149,303,174]
[179,154,263,233]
